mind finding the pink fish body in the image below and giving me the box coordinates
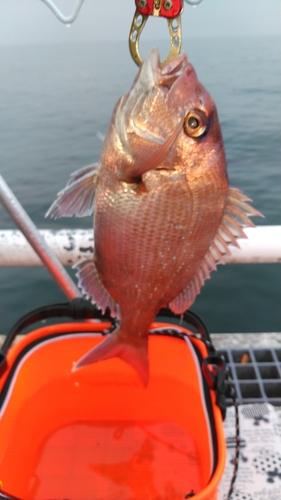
[47,49,260,384]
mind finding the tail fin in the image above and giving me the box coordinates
[72,330,149,386]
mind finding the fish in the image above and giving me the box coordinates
[46,48,261,385]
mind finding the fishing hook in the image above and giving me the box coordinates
[129,1,184,67]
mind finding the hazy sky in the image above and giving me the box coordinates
[0,0,280,46]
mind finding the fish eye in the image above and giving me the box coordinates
[183,109,208,138]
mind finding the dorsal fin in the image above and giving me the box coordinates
[75,259,120,319]
[46,164,98,219]
[169,187,261,314]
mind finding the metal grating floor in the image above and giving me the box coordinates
[218,347,281,406]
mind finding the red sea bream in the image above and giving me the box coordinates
[47,49,260,384]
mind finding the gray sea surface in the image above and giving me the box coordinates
[0,37,280,335]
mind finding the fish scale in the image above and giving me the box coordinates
[99,182,189,302]
[47,48,261,384]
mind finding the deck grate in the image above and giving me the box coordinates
[218,347,281,406]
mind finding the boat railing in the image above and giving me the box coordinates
[1,175,280,346]
[0,225,280,267]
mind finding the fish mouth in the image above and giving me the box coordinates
[140,48,188,90]
[114,49,189,150]
[158,52,189,88]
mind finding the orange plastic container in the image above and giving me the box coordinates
[0,322,226,500]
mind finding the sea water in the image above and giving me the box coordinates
[0,37,280,334]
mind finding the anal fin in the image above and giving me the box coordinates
[75,259,120,319]
[169,261,212,315]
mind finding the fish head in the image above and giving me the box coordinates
[112,47,227,184]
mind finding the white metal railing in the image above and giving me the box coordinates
[0,175,81,298]
[0,226,280,266]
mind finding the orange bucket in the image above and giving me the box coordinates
[0,321,226,500]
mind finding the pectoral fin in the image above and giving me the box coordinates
[169,187,262,314]
[46,164,99,219]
